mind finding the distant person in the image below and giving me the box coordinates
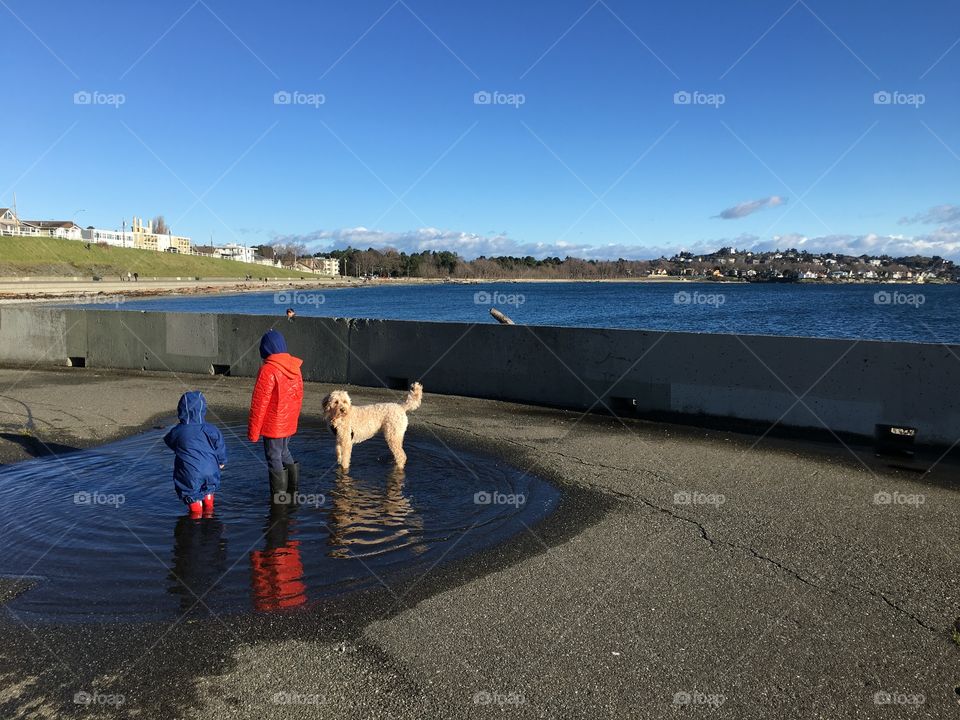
[248,330,304,502]
[285,307,296,321]
[133,272,139,282]
[126,271,131,282]
[164,391,227,519]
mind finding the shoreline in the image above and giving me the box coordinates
[0,273,940,304]
[0,276,444,305]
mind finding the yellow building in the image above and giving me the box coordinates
[130,216,191,254]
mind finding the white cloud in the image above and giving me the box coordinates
[899,204,960,226]
[274,226,680,260]
[715,195,786,220]
[751,231,960,257]
[274,223,960,262]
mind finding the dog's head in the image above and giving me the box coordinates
[321,390,352,421]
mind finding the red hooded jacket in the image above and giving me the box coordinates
[248,353,304,441]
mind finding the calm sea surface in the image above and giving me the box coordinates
[105,282,960,344]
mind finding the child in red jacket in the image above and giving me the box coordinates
[248,330,304,502]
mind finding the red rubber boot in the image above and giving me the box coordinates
[202,493,214,516]
[188,501,203,519]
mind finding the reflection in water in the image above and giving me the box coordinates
[327,467,423,560]
[249,504,307,611]
[0,430,560,622]
[168,516,228,613]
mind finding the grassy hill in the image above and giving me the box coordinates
[0,235,308,279]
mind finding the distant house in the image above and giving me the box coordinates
[214,243,256,264]
[20,220,83,240]
[0,208,20,236]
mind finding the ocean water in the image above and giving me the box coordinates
[106,281,960,344]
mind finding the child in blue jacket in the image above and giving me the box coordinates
[164,391,227,518]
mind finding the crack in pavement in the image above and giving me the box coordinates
[421,418,946,637]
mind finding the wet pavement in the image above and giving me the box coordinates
[0,367,957,719]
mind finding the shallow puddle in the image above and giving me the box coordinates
[0,426,559,622]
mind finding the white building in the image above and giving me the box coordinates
[214,243,256,263]
[81,227,135,248]
[19,220,83,240]
[317,257,340,276]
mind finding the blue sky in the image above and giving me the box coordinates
[3,0,960,259]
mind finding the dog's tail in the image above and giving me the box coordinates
[403,382,423,412]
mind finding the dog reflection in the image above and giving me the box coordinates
[168,516,227,613]
[327,467,423,559]
[249,504,307,611]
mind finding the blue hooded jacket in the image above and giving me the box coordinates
[163,391,227,504]
[259,329,287,358]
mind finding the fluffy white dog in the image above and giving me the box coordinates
[321,383,423,470]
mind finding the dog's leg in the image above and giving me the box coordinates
[386,430,407,468]
[334,428,352,470]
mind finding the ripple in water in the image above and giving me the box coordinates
[0,426,559,622]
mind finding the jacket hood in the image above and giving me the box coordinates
[177,391,207,424]
[259,330,287,359]
[266,352,303,379]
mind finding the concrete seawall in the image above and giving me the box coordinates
[1,306,957,446]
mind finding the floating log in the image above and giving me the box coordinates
[490,308,515,325]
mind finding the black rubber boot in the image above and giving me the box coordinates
[284,462,300,496]
[269,468,288,504]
